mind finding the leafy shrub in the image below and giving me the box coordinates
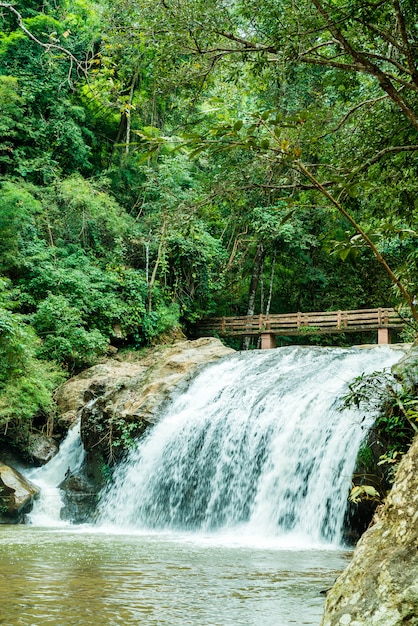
[32,294,108,371]
[0,280,64,436]
[342,370,418,466]
[0,180,41,270]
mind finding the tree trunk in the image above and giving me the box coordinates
[125,70,139,156]
[148,221,167,312]
[241,243,266,350]
[265,249,276,316]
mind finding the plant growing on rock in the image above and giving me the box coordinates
[342,369,418,497]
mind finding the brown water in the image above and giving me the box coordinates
[0,526,349,626]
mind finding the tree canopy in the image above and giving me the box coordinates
[0,0,417,442]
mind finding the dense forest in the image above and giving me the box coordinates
[0,0,417,446]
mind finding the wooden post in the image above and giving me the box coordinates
[260,332,277,349]
[378,328,391,344]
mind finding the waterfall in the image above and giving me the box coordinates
[26,421,85,526]
[97,345,402,545]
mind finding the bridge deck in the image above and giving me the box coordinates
[195,308,405,338]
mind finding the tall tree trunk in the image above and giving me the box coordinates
[109,70,139,166]
[125,70,139,156]
[241,243,266,350]
[148,220,167,312]
[265,249,276,316]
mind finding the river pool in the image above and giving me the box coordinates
[0,526,349,626]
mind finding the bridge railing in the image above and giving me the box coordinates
[195,308,405,338]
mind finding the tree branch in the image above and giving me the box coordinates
[392,0,418,87]
[353,18,404,53]
[296,160,418,321]
[353,144,418,177]
[298,55,369,73]
[310,0,418,131]
[358,51,411,77]
[0,2,89,77]
[213,29,277,54]
[318,95,389,138]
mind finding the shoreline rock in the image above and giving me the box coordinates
[0,463,40,523]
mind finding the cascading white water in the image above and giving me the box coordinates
[26,421,85,526]
[98,345,403,545]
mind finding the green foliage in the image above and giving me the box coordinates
[32,294,108,371]
[0,180,41,269]
[1,0,418,452]
[0,75,25,170]
[0,279,64,435]
[356,442,375,470]
[45,175,131,257]
[349,484,381,504]
[343,368,418,503]
[342,370,418,459]
[0,7,97,182]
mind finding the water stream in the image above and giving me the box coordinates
[25,421,85,526]
[2,344,404,625]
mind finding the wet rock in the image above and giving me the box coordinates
[321,434,418,626]
[26,431,59,465]
[0,463,40,523]
[55,337,233,450]
[59,469,98,524]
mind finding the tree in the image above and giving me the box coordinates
[127,0,418,320]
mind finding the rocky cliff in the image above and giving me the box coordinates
[321,345,418,626]
[321,434,418,626]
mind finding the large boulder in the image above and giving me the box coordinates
[321,433,418,626]
[0,463,40,523]
[59,470,98,524]
[80,338,233,444]
[54,337,233,429]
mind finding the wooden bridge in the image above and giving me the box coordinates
[195,308,406,348]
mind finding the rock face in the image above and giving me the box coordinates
[321,435,418,626]
[0,463,40,523]
[55,337,234,430]
[59,472,98,524]
[321,343,418,626]
[56,338,234,522]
